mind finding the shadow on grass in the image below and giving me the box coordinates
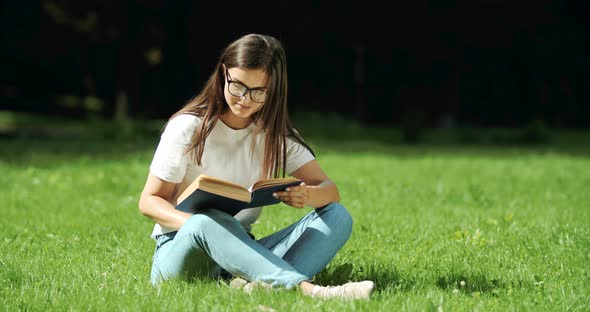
[1,110,590,169]
[0,136,160,168]
[312,263,417,292]
[293,111,590,158]
[435,271,503,294]
[0,112,165,168]
[313,263,540,295]
[310,137,590,159]
[3,134,590,170]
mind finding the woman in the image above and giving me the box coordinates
[139,34,374,300]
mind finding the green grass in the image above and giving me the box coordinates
[1,120,589,311]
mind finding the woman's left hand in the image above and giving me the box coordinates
[273,182,309,209]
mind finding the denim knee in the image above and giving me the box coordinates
[317,202,353,239]
[179,210,244,241]
[184,212,213,230]
[180,212,219,238]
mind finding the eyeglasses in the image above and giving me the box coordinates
[225,68,268,103]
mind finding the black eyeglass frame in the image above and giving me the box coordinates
[225,68,268,104]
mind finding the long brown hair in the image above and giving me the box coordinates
[167,34,313,178]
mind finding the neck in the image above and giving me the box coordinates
[220,112,252,130]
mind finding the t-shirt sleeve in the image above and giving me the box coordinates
[285,136,315,175]
[149,115,199,183]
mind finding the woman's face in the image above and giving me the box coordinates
[223,67,268,123]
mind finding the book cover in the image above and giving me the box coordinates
[175,178,301,216]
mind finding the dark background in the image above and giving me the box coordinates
[2,0,589,129]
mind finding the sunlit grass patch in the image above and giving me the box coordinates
[1,126,589,311]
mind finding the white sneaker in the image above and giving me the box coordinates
[311,280,375,300]
[229,277,249,289]
[244,281,273,294]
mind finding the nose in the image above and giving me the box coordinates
[239,92,252,103]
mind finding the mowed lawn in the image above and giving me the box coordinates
[1,129,589,311]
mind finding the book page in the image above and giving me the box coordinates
[198,175,251,202]
[250,177,300,192]
[199,175,249,191]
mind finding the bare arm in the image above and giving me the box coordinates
[274,160,340,209]
[138,173,192,230]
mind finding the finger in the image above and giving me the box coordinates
[287,198,305,206]
[282,196,305,204]
[278,195,297,202]
[275,191,305,199]
[281,197,306,206]
[278,196,291,203]
[286,183,306,192]
[287,191,306,198]
[285,186,298,192]
[275,191,293,198]
[293,183,307,193]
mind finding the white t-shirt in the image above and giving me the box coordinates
[148,114,315,239]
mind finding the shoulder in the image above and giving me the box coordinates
[285,128,309,149]
[166,114,201,131]
[162,114,202,137]
[286,130,314,156]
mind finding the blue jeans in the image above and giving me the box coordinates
[150,202,353,289]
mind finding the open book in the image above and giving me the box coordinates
[175,174,302,216]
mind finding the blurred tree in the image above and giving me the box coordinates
[1,0,588,127]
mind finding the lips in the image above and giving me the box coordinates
[236,103,250,109]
